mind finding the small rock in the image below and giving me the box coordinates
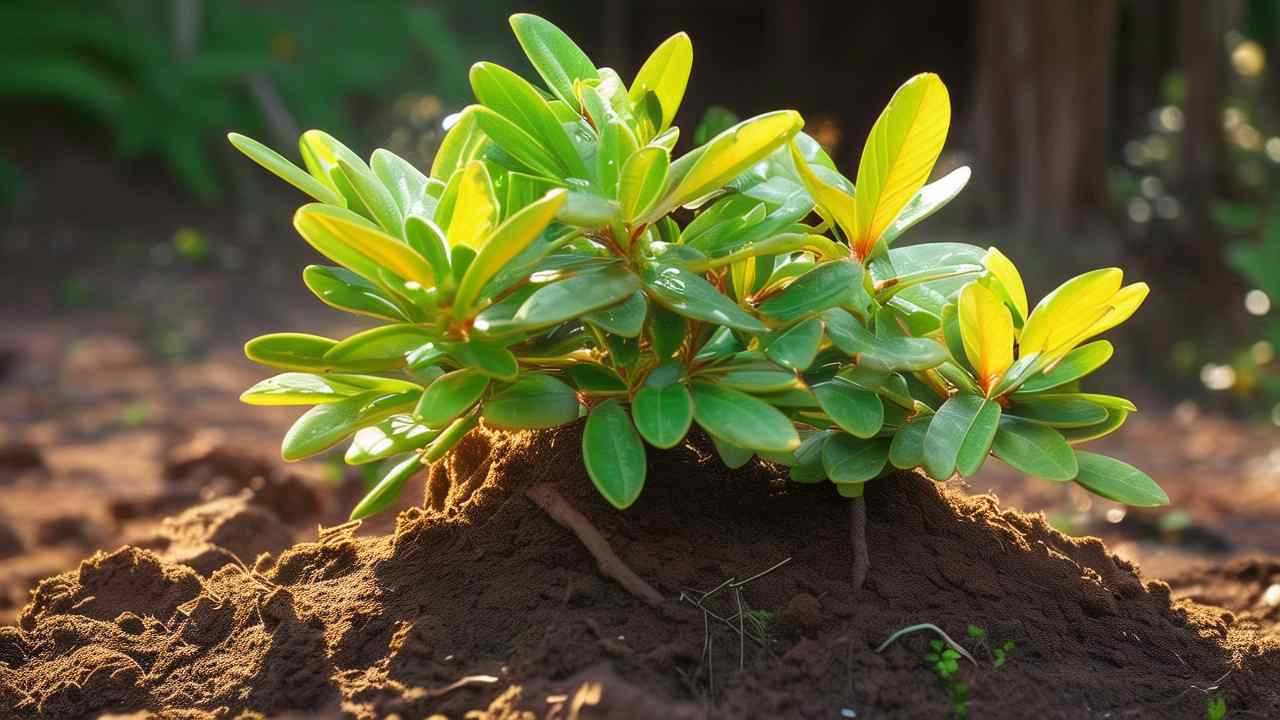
[778,593,823,632]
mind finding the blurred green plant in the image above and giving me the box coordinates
[0,0,477,200]
[229,13,1163,594]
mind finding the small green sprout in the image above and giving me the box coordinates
[227,13,1167,528]
[1206,694,1227,720]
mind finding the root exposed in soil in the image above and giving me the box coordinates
[1,425,1278,719]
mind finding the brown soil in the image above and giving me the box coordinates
[2,426,1277,719]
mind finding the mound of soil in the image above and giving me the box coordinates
[2,426,1278,719]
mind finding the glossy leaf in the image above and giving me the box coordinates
[325,324,434,365]
[583,400,647,509]
[346,415,438,465]
[471,106,562,178]
[1074,451,1168,507]
[349,454,423,520]
[482,374,581,429]
[1019,269,1122,356]
[242,372,419,406]
[245,333,338,372]
[632,382,694,449]
[619,147,670,221]
[981,247,1028,322]
[1061,408,1131,444]
[509,13,598,106]
[813,380,885,439]
[431,107,487,181]
[822,435,890,484]
[629,32,693,132]
[228,133,343,206]
[879,166,970,248]
[455,188,567,314]
[643,264,767,333]
[337,157,403,237]
[788,140,856,242]
[889,416,930,469]
[415,369,489,427]
[957,281,1014,393]
[448,341,520,381]
[764,318,822,371]
[758,261,862,324]
[584,291,647,337]
[659,110,804,214]
[470,61,584,177]
[565,364,628,393]
[990,417,1078,481]
[514,265,642,329]
[1019,341,1113,393]
[851,73,950,256]
[1007,395,1109,428]
[303,265,407,321]
[295,204,435,288]
[448,160,500,251]
[923,393,1000,480]
[690,382,800,453]
[282,390,418,461]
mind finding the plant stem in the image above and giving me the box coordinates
[851,496,869,591]
[526,482,664,606]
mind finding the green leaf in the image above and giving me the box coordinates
[632,382,694,449]
[990,417,1078,481]
[923,393,1000,480]
[648,305,686,358]
[471,106,563,178]
[514,265,642,329]
[447,341,519,381]
[629,32,692,133]
[758,260,862,323]
[242,372,419,406]
[346,415,438,465]
[596,120,639,198]
[337,157,403,237]
[822,434,890,484]
[303,265,408,322]
[1060,408,1131,445]
[228,133,343,206]
[812,380,885,439]
[294,204,436,288]
[690,382,800,453]
[403,217,452,288]
[509,13,598,106]
[657,110,804,215]
[711,434,754,469]
[455,188,567,314]
[1007,395,1109,428]
[431,106,488,181]
[619,146,670,221]
[584,291,647,337]
[1018,341,1114,393]
[371,148,431,220]
[889,415,930,469]
[879,166,970,248]
[565,364,628,393]
[643,264,766,333]
[764,318,823,371]
[583,400,647,509]
[349,454,423,520]
[823,309,946,371]
[1073,451,1168,506]
[715,368,801,393]
[414,369,489,427]
[482,374,581,429]
[325,325,434,366]
[470,61,585,178]
[282,391,418,461]
[245,333,338,372]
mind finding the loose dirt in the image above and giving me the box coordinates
[1,426,1276,719]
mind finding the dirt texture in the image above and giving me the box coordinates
[1,425,1276,720]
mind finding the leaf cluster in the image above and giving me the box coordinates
[231,14,1166,520]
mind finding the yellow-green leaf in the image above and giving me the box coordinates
[1079,282,1149,343]
[629,32,692,133]
[958,282,1014,394]
[982,247,1028,322]
[788,140,855,242]
[431,107,488,181]
[1019,269,1122,356]
[660,110,803,215]
[454,189,567,315]
[619,146,669,221]
[852,73,951,257]
[448,160,500,251]
[294,204,435,288]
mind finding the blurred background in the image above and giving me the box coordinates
[1,0,1279,620]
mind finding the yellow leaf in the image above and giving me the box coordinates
[1020,269,1122,356]
[448,161,499,250]
[982,247,1028,322]
[788,141,856,242]
[1075,282,1150,348]
[454,189,567,316]
[629,32,693,133]
[958,282,1014,393]
[665,110,803,212]
[297,205,435,288]
[852,73,951,258]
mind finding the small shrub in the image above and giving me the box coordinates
[231,14,1167,520]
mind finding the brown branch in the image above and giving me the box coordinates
[850,497,869,591]
[526,482,665,607]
